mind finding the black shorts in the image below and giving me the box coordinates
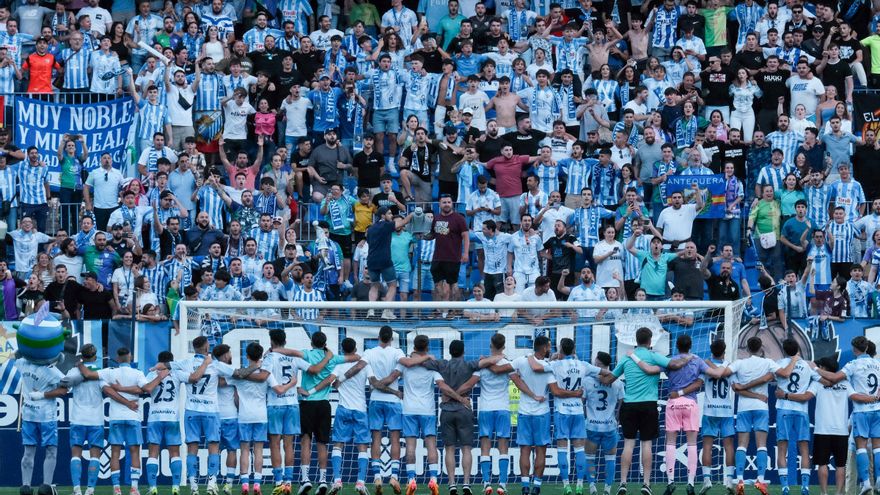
[440,408,474,447]
[619,401,659,440]
[300,400,332,443]
[431,260,460,285]
[330,232,353,258]
[813,434,848,467]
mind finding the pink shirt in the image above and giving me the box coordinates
[485,155,530,198]
[254,112,276,136]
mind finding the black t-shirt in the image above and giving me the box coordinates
[702,140,725,172]
[835,37,862,63]
[275,68,304,95]
[707,274,741,301]
[543,234,578,273]
[45,280,80,317]
[252,49,291,79]
[292,50,324,82]
[755,69,791,110]
[76,287,114,320]
[402,143,439,181]
[503,129,546,156]
[722,143,749,179]
[659,104,684,133]
[372,191,406,215]
[366,220,395,269]
[821,59,853,100]
[669,257,704,300]
[354,150,384,188]
[733,50,765,72]
[476,135,505,163]
[417,49,444,73]
[677,13,706,39]
[700,68,736,106]
[446,35,476,55]
[854,144,880,200]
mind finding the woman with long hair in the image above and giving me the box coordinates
[593,225,624,289]
[30,252,53,289]
[822,100,853,134]
[775,172,806,224]
[729,67,762,142]
[790,104,812,135]
[200,25,229,64]
[674,100,699,150]
[372,31,407,71]
[592,64,620,120]
[123,179,149,206]
[614,164,642,205]
[616,63,639,109]
[109,21,136,68]
[815,85,839,129]
[112,251,139,316]
[19,273,45,317]
[707,109,730,142]
[181,21,204,63]
[648,111,673,144]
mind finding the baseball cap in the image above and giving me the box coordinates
[462,109,474,115]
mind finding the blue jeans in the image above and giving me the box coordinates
[21,203,48,232]
[754,234,784,281]
[718,217,742,257]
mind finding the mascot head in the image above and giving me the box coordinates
[14,313,66,365]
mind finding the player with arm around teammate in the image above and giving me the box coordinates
[583,352,624,495]
[138,351,186,495]
[697,341,736,495]
[18,354,68,493]
[814,336,880,495]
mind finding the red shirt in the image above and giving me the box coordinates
[485,155,530,197]
[23,52,59,94]
[431,211,468,262]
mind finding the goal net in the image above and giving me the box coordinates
[174,299,747,485]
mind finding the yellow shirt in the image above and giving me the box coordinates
[353,202,376,233]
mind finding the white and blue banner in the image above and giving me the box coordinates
[13,96,135,186]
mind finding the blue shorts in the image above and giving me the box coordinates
[109,420,143,446]
[853,411,880,439]
[735,410,769,433]
[586,429,619,451]
[369,401,403,431]
[777,409,811,442]
[402,414,436,438]
[372,108,401,134]
[184,411,221,444]
[368,266,397,285]
[239,423,268,443]
[268,405,301,436]
[220,419,240,450]
[70,424,104,448]
[22,420,58,447]
[701,416,735,439]
[555,413,587,440]
[333,406,371,444]
[147,421,182,446]
[413,266,434,292]
[517,413,551,446]
[478,410,511,439]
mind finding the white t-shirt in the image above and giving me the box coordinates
[519,286,556,316]
[281,97,313,137]
[537,206,574,240]
[727,355,780,412]
[457,91,491,130]
[475,357,511,411]
[775,357,818,413]
[54,254,84,282]
[492,292,521,317]
[332,361,376,411]
[111,267,136,307]
[584,375,624,432]
[547,358,601,416]
[167,83,195,126]
[222,99,256,140]
[593,240,624,287]
[77,7,113,34]
[217,382,237,420]
[262,351,311,406]
[510,355,554,416]
[146,369,183,423]
[656,203,699,244]
[400,364,443,416]
[98,365,148,421]
[809,379,851,435]
[64,366,105,426]
[786,75,824,116]
[18,360,64,423]
[363,345,406,403]
[229,372,278,423]
[174,356,234,413]
[702,359,734,418]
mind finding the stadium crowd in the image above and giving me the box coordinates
[1,0,880,324]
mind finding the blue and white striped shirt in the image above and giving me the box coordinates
[0,164,18,206]
[623,233,652,281]
[591,163,618,207]
[457,161,487,202]
[278,0,314,34]
[197,186,227,230]
[731,3,764,47]
[650,5,682,48]
[805,183,834,230]
[141,265,168,306]
[137,100,168,141]
[826,221,859,264]
[200,14,235,41]
[60,47,90,89]
[569,205,615,247]
[161,256,199,289]
[807,243,833,286]
[249,227,280,261]
[560,157,594,195]
[593,79,619,114]
[756,164,793,193]
[190,72,225,112]
[17,163,48,205]
[766,130,804,166]
[535,162,560,197]
[832,180,866,223]
[290,287,324,319]
[0,64,15,94]
[243,27,285,53]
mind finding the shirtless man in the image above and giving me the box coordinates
[485,76,528,133]
[609,17,649,64]
[434,59,459,138]
[587,29,614,73]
